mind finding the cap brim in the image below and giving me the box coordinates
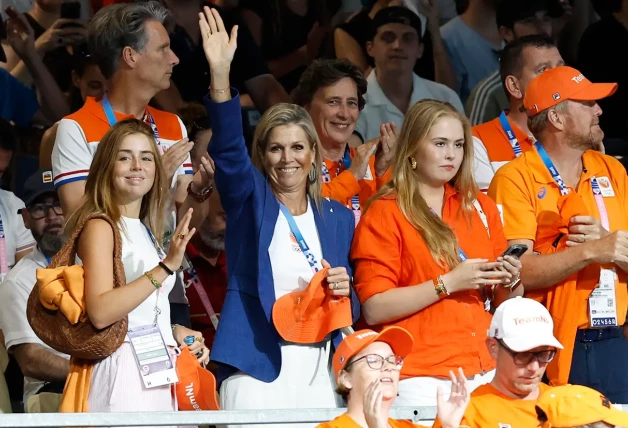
[503,334,564,352]
[196,368,220,410]
[571,83,618,102]
[375,326,415,358]
[605,407,628,427]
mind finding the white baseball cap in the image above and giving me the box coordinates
[488,297,563,352]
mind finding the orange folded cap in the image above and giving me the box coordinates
[523,66,617,116]
[332,327,414,380]
[536,385,628,427]
[272,267,353,344]
[535,193,589,255]
[175,347,219,411]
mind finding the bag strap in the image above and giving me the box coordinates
[53,214,126,289]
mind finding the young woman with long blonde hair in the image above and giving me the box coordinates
[351,100,523,407]
[61,119,208,423]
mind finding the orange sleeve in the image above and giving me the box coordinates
[376,167,393,190]
[478,192,508,259]
[351,200,402,304]
[488,168,537,241]
[322,170,362,202]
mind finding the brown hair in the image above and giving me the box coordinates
[293,59,368,110]
[367,99,478,269]
[66,118,169,242]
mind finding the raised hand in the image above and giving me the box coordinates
[375,122,397,177]
[348,138,379,181]
[436,368,470,428]
[163,208,196,273]
[5,6,36,59]
[199,6,238,77]
[161,138,194,184]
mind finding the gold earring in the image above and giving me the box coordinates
[409,157,417,170]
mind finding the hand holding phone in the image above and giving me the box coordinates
[496,244,527,290]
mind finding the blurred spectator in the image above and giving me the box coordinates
[351,100,521,407]
[0,119,36,276]
[334,0,456,89]
[488,66,628,401]
[0,0,32,19]
[176,102,213,174]
[1,0,88,90]
[472,35,564,192]
[201,8,359,420]
[440,0,502,103]
[323,327,470,428]
[239,0,340,93]
[156,0,290,113]
[577,0,628,159]
[293,59,394,221]
[433,297,563,428]
[466,0,565,126]
[0,169,68,412]
[355,7,462,141]
[1,9,70,127]
[39,49,106,169]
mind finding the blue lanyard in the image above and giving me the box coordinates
[143,224,167,260]
[535,142,569,196]
[321,145,352,182]
[429,208,467,261]
[100,94,160,141]
[279,204,321,273]
[498,111,523,157]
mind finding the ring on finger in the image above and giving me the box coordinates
[332,282,339,290]
[177,233,186,240]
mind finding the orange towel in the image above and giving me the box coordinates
[37,265,87,325]
[59,358,94,413]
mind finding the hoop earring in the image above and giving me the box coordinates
[308,163,318,183]
[409,157,417,170]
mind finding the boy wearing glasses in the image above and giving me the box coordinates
[0,169,68,411]
[434,297,563,428]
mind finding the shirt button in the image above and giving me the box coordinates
[471,332,476,337]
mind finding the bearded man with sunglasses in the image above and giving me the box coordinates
[434,297,563,428]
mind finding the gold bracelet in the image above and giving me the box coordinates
[433,275,450,298]
[145,271,162,289]
[209,86,230,94]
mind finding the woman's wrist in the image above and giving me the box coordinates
[441,272,457,294]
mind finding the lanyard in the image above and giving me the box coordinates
[536,142,610,230]
[498,112,523,157]
[184,254,219,330]
[322,146,361,221]
[101,94,160,142]
[279,204,322,274]
[0,214,8,277]
[143,224,167,260]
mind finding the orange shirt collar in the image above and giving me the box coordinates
[499,111,535,146]
[527,145,606,186]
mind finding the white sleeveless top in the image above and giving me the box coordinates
[120,217,176,346]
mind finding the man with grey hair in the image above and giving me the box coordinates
[51,1,215,327]
[488,66,628,402]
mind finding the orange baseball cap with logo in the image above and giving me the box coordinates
[523,66,618,116]
[272,267,353,344]
[332,327,414,380]
[175,347,219,411]
[536,385,628,427]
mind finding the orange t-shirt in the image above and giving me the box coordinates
[317,413,426,428]
[488,148,628,385]
[322,148,392,215]
[472,113,535,192]
[351,184,506,379]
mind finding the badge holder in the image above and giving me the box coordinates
[588,268,619,328]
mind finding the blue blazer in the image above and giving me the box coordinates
[205,92,360,384]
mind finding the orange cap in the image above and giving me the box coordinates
[175,347,220,411]
[272,268,353,344]
[523,66,617,116]
[332,327,414,380]
[536,385,628,427]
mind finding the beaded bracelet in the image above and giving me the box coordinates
[145,271,162,289]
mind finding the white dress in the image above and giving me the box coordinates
[219,202,338,428]
[87,217,181,427]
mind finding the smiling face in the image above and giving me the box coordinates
[112,133,157,203]
[263,124,315,197]
[307,77,360,148]
[339,342,401,404]
[413,116,465,187]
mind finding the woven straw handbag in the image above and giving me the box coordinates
[26,214,128,360]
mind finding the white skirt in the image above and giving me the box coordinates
[219,339,339,428]
[88,343,192,428]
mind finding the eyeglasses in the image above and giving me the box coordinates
[345,354,404,371]
[27,202,63,219]
[497,339,556,365]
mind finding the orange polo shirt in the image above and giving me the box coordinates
[322,148,391,213]
[432,383,550,428]
[317,413,426,428]
[488,147,628,386]
[472,112,535,192]
[351,184,506,379]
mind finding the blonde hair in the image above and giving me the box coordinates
[368,100,478,269]
[251,103,323,208]
[66,118,169,243]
